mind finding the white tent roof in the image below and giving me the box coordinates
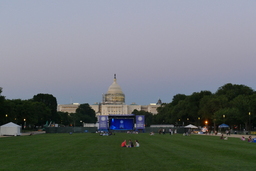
[1,122,21,128]
[0,122,21,136]
[184,124,198,129]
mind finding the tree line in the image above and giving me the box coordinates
[1,83,256,131]
[0,88,96,129]
[153,83,256,131]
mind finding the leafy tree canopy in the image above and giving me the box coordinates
[32,93,58,122]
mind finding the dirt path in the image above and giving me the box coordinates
[0,131,45,138]
[197,133,253,139]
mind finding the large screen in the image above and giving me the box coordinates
[109,118,134,130]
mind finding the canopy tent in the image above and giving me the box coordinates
[218,123,229,128]
[185,124,198,129]
[0,122,21,136]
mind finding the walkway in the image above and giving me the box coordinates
[0,131,45,138]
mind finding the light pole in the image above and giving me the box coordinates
[223,115,225,123]
[205,120,208,134]
[5,114,8,123]
[249,112,251,131]
[24,119,26,129]
[198,117,200,127]
[214,118,216,132]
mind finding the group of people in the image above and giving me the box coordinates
[126,131,139,134]
[158,128,176,135]
[241,135,254,142]
[220,134,228,140]
[149,132,154,135]
[121,139,140,147]
[220,134,255,142]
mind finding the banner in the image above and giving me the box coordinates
[136,115,145,129]
[99,116,108,129]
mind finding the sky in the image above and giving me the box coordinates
[1,1,256,105]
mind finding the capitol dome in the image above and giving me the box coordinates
[107,78,124,94]
[104,74,125,104]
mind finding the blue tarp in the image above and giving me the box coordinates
[218,123,229,128]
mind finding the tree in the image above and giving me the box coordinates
[4,99,25,127]
[171,94,187,106]
[58,112,72,126]
[214,108,240,127]
[4,99,51,129]
[32,101,51,127]
[0,88,6,124]
[132,109,154,126]
[216,83,254,101]
[230,95,252,130]
[156,94,187,125]
[75,103,97,125]
[32,94,58,123]
[199,95,229,130]
[185,91,212,125]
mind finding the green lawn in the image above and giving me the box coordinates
[0,133,255,171]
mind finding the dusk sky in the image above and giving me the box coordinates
[1,1,256,105]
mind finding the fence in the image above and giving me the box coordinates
[45,127,97,133]
[45,127,186,134]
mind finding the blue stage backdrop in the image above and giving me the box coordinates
[136,115,145,129]
[109,118,134,130]
[99,116,108,129]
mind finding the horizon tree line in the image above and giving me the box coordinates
[1,83,255,131]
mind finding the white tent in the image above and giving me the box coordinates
[184,124,198,129]
[0,122,21,136]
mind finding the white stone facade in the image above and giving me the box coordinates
[57,75,161,115]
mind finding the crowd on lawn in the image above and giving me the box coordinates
[219,133,255,142]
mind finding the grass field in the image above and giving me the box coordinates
[0,133,256,171]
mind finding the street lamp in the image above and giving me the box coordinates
[249,112,251,131]
[198,117,200,126]
[223,115,225,123]
[24,119,26,129]
[5,114,8,123]
[205,120,208,133]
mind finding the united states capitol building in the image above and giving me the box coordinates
[57,74,162,116]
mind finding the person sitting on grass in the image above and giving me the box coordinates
[241,136,245,141]
[127,139,134,148]
[248,136,252,142]
[121,140,127,147]
[135,140,140,147]
[220,134,224,139]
